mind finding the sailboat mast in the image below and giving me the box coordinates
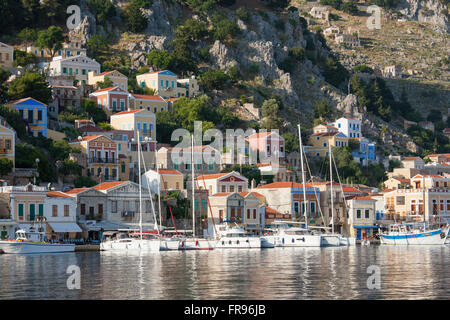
[297,124,308,229]
[329,143,334,235]
[155,150,162,231]
[191,135,195,237]
[137,131,143,240]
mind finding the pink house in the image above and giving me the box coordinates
[89,86,130,112]
[246,131,285,163]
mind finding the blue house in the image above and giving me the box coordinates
[11,98,48,137]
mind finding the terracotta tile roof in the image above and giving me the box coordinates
[196,173,229,180]
[402,157,419,161]
[166,98,179,102]
[91,86,119,93]
[64,188,91,194]
[52,85,77,89]
[94,71,114,77]
[341,186,364,193]
[265,207,282,215]
[73,134,101,142]
[211,192,232,197]
[379,188,395,193]
[412,174,444,179]
[111,109,143,116]
[131,94,165,101]
[47,191,73,198]
[93,181,128,191]
[157,169,183,175]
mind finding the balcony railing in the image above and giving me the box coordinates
[89,157,118,164]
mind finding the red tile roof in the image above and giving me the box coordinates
[341,186,364,193]
[93,181,128,191]
[65,188,91,194]
[196,173,230,180]
[402,157,419,161]
[131,94,165,101]
[47,191,73,198]
[157,169,183,175]
[265,207,282,215]
[393,178,410,183]
[111,109,143,116]
[92,86,119,93]
[349,196,375,201]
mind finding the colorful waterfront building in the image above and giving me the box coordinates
[196,171,248,195]
[110,108,156,142]
[345,195,378,240]
[88,70,128,91]
[129,94,168,113]
[246,131,285,163]
[136,70,179,99]
[89,86,130,113]
[0,42,14,68]
[49,55,101,83]
[69,135,119,183]
[0,117,15,169]
[10,98,48,137]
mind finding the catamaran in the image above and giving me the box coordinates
[0,228,75,254]
[100,132,161,252]
[380,222,449,245]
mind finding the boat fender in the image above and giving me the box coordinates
[195,240,199,246]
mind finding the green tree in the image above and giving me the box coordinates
[97,77,115,89]
[35,26,65,59]
[427,109,442,123]
[147,50,173,70]
[282,132,300,152]
[82,99,107,123]
[176,18,209,41]
[8,71,51,104]
[13,50,36,67]
[0,68,12,103]
[59,159,82,176]
[74,176,97,188]
[261,99,283,129]
[87,35,109,59]
[199,69,230,90]
[122,0,148,33]
[314,99,333,121]
[0,158,13,177]
[87,0,116,25]
[341,0,358,14]
[18,28,38,43]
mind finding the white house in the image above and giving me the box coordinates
[49,55,101,83]
[44,191,82,240]
[329,117,362,139]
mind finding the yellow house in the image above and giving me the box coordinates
[0,42,14,68]
[0,117,15,169]
[88,70,128,91]
[136,70,178,99]
[129,94,168,113]
[69,135,120,182]
[345,196,378,240]
[307,131,348,157]
[110,108,156,141]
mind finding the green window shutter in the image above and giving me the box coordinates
[194,200,198,210]
[38,204,44,217]
[29,204,35,221]
[202,199,206,210]
[18,204,24,217]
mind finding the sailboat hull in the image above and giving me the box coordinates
[100,239,161,252]
[274,234,322,247]
[179,238,215,250]
[215,236,261,249]
[380,228,449,245]
[0,241,75,254]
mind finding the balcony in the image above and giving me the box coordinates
[0,148,11,154]
[89,157,118,164]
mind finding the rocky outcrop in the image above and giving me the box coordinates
[397,0,449,32]
[209,41,237,70]
[337,94,364,118]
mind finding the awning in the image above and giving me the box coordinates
[353,225,379,229]
[48,222,82,233]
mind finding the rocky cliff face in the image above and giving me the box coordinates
[398,0,449,32]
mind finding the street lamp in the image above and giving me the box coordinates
[34,158,40,185]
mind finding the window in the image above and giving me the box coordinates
[440,199,444,211]
[310,202,316,215]
[238,185,243,192]
[121,163,126,173]
[174,160,179,170]
[253,209,257,219]
[112,201,117,213]
[38,204,43,217]
[185,163,190,170]
[221,185,226,192]
[356,209,361,219]
[208,161,214,171]
[365,209,370,219]
[247,209,250,219]
[196,163,201,170]
[18,204,24,220]
[82,69,86,75]
[160,80,164,87]
[29,204,35,221]
[64,205,69,217]
[52,205,58,217]
[28,110,33,121]
[229,185,235,192]
[37,110,42,121]
[81,204,86,215]
[63,67,67,74]
[447,200,450,211]
[294,202,299,214]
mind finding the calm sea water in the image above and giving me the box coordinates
[0,246,448,300]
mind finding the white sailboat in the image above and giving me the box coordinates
[178,135,215,250]
[261,123,323,247]
[100,132,160,252]
[214,221,261,249]
[321,143,356,246]
[0,228,75,254]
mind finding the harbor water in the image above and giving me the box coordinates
[0,246,448,299]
